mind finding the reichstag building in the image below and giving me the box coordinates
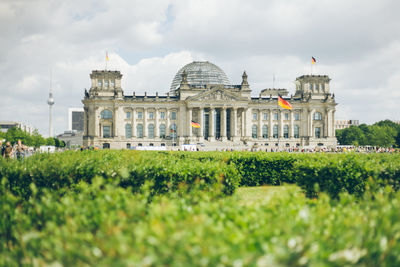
[82,61,337,149]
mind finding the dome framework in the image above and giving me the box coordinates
[170,61,231,92]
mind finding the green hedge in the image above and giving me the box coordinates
[0,151,239,199]
[2,181,400,266]
[1,151,400,199]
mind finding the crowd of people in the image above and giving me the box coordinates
[0,140,29,160]
[1,139,399,159]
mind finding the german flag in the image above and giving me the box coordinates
[312,56,316,64]
[191,121,200,128]
[278,95,292,110]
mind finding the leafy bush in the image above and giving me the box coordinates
[0,151,239,199]
[1,181,400,266]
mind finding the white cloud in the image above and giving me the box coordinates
[1,0,400,136]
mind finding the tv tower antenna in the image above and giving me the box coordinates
[47,71,55,137]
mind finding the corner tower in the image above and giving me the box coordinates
[88,70,123,99]
[294,75,331,99]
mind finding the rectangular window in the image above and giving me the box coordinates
[160,112,165,119]
[274,113,279,120]
[104,80,109,87]
[97,80,102,87]
[263,113,268,120]
[253,113,257,120]
[294,125,300,138]
[138,112,143,119]
[294,113,300,121]
[149,112,154,119]
[273,125,278,138]
[171,111,177,120]
[284,113,289,120]
[126,112,131,119]
[103,126,111,138]
[110,80,115,87]
[315,127,321,138]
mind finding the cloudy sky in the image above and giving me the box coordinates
[1,0,400,136]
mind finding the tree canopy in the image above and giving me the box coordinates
[336,120,400,147]
[1,127,65,148]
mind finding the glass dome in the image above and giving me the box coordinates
[170,61,231,92]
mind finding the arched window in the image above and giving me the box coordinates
[252,125,258,138]
[273,125,278,138]
[262,125,268,139]
[125,124,132,138]
[314,112,322,120]
[159,124,166,138]
[101,109,112,119]
[294,125,300,138]
[137,124,143,138]
[283,125,289,138]
[148,124,154,139]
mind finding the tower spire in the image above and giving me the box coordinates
[47,71,55,137]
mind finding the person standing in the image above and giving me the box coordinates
[0,140,5,158]
[16,140,25,160]
[4,142,13,159]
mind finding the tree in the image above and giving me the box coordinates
[45,137,56,146]
[337,126,366,146]
[367,125,396,147]
[31,130,45,148]
[4,127,30,145]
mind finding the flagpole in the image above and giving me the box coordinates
[272,73,275,89]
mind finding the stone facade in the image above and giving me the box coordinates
[82,61,337,149]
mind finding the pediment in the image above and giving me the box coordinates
[186,88,246,102]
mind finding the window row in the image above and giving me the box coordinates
[97,79,115,88]
[101,109,177,120]
[251,125,300,139]
[123,123,177,139]
[133,111,176,120]
[103,109,323,122]
[252,112,301,121]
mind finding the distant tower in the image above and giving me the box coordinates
[47,75,55,137]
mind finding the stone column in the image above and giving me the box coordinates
[241,109,245,138]
[166,109,171,136]
[221,107,227,141]
[143,108,147,137]
[113,107,118,137]
[188,108,193,138]
[279,110,283,138]
[155,108,159,138]
[199,107,204,140]
[232,107,237,141]
[93,107,100,137]
[269,109,273,138]
[258,109,262,139]
[331,110,336,137]
[324,109,329,138]
[245,108,252,138]
[209,108,215,141]
[290,110,294,138]
[308,109,313,137]
[132,108,136,137]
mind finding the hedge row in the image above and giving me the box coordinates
[0,151,239,199]
[2,182,400,266]
[1,151,400,199]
